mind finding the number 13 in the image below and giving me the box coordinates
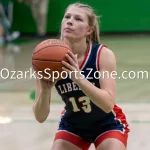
[69,96,92,113]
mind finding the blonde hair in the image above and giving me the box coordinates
[60,2,100,44]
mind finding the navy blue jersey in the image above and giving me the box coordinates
[55,43,128,131]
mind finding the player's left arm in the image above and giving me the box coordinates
[98,47,116,112]
[75,47,116,113]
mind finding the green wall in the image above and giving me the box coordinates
[12,0,150,33]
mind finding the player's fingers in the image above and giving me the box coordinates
[67,50,77,62]
[62,67,70,73]
[65,54,77,68]
[75,54,78,64]
[67,51,78,68]
[62,61,75,71]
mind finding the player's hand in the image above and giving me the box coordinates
[39,79,56,92]
[62,51,84,82]
[36,73,56,92]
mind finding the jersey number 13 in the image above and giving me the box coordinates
[69,96,92,113]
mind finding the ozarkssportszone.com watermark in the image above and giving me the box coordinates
[0,68,149,82]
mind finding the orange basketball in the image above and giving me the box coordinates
[32,39,71,81]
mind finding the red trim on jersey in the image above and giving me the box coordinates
[113,105,130,135]
[97,44,105,71]
[61,109,65,115]
[94,130,128,148]
[54,130,91,150]
[79,42,91,69]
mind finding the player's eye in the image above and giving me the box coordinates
[76,18,82,21]
[64,15,70,19]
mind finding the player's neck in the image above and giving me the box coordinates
[64,39,88,58]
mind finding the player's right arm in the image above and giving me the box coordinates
[33,78,55,123]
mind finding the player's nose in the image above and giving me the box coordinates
[67,17,73,26]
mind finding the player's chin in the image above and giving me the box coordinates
[63,34,81,42]
[63,35,75,41]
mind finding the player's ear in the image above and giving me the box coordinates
[86,27,94,36]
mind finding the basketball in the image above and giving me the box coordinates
[32,39,71,81]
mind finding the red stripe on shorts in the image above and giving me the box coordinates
[94,130,128,148]
[54,130,91,150]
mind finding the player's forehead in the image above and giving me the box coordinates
[65,6,88,18]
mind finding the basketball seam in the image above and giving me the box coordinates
[32,64,41,73]
[32,63,40,69]
[33,45,71,55]
[32,64,49,75]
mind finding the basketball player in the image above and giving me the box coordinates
[33,3,130,150]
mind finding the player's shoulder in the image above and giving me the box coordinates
[99,46,116,70]
[100,46,116,60]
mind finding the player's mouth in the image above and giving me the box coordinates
[64,27,74,32]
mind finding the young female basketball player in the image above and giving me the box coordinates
[33,2,130,150]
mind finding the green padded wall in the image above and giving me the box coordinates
[12,0,150,33]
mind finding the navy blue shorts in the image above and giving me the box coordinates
[54,118,129,150]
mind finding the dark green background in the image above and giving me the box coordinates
[12,0,150,33]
